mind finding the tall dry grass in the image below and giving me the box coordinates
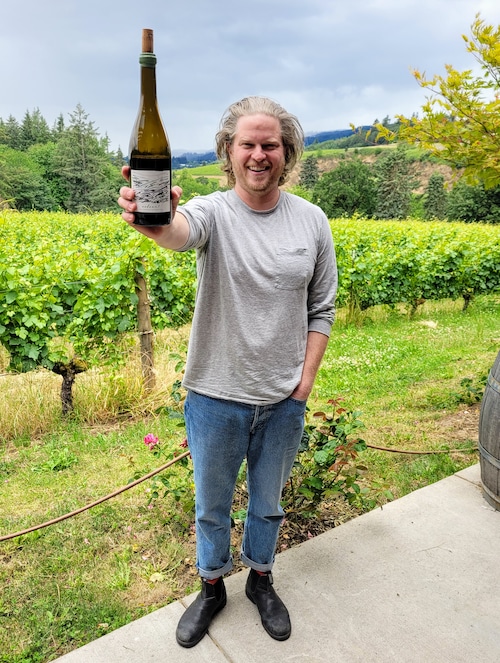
[0,326,190,443]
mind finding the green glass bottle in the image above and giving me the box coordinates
[129,28,171,226]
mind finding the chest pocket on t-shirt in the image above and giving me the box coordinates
[275,248,310,290]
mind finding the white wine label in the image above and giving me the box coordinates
[131,169,171,213]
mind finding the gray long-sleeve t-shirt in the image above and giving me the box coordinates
[177,189,337,405]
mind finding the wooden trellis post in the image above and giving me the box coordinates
[134,260,155,392]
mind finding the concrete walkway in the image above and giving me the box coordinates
[53,464,499,663]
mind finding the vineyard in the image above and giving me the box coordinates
[1,210,499,384]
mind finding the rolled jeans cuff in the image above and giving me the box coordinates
[198,556,233,580]
[241,551,274,573]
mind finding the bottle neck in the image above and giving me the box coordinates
[140,63,157,103]
[139,52,157,102]
[129,49,169,156]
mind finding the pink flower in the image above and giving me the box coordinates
[180,438,188,448]
[144,433,159,450]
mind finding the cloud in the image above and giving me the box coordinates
[1,0,500,152]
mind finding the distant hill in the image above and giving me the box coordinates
[172,151,217,169]
[304,129,367,146]
[172,128,373,168]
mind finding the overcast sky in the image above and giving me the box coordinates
[1,1,500,154]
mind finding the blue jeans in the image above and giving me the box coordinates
[184,390,306,580]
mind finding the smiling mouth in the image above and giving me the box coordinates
[248,166,269,173]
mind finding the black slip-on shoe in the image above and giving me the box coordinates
[176,577,227,648]
[245,568,291,641]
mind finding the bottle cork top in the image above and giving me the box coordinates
[142,28,154,53]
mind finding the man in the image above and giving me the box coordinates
[118,96,337,647]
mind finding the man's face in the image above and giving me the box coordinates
[228,114,286,202]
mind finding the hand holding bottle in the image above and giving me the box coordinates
[119,167,188,248]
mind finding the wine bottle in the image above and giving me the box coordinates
[129,28,171,226]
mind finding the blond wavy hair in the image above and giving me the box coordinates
[215,96,304,187]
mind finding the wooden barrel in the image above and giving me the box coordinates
[478,350,500,510]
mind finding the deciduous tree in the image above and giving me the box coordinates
[312,157,377,218]
[0,145,55,210]
[379,15,500,188]
[447,180,500,223]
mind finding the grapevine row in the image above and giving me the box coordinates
[1,211,499,376]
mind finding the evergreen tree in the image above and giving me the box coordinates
[424,172,448,219]
[0,115,22,149]
[375,149,416,219]
[0,119,7,145]
[299,155,319,190]
[28,142,64,209]
[115,146,126,166]
[52,113,66,141]
[312,157,377,218]
[20,108,51,150]
[53,104,121,212]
